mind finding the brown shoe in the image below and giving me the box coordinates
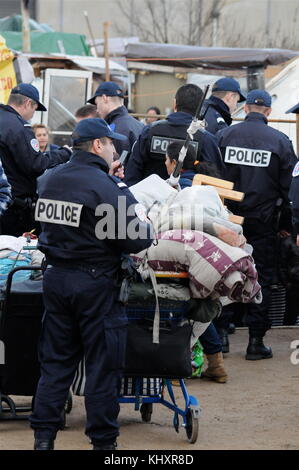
[201,352,228,383]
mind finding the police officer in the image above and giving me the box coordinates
[29,118,153,450]
[88,81,144,158]
[217,89,297,360]
[204,78,246,348]
[0,161,12,218]
[289,160,299,246]
[0,83,72,236]
[125,84,225,186]
[203,77,246,135]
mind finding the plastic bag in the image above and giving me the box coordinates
[191,340,204,377]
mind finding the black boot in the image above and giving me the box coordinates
[34,439,54,450]
[246,337,273,360]
[218,328,229,353]
[93,442,117,450]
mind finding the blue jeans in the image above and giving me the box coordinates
[199,322,222,355]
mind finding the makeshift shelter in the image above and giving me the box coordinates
[0,14,90,56]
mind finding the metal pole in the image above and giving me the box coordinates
[84,10,99,57]
[265,0,272,46]
[59,0,64,33]
[21,0,31,53]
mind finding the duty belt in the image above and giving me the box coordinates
[13,197,36,210]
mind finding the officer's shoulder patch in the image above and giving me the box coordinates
[216,117,225,124]
[24,123,31,127]
[292,161,299,177]
[30,138,40,152]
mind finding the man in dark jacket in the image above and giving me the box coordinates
[0,83,72,236]
[125,84,225,186]
[30,118,153,450]
[203,77,246,135]
[88,81,143,158]
[217,89,297,360]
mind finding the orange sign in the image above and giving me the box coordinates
[0,35,16,104]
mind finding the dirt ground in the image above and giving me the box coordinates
[1,327,299,451]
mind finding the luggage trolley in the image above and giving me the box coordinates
[0,265,72,421]
[119,270,201,444]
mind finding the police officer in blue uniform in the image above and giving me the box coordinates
[88,81,144,159]
[203,78,246,347]
[217,90,297,360]
[289,160,299,245]
[0,83,72,236]
[203,77,246,135]
[29,118,153,450]
[124,84,226,186]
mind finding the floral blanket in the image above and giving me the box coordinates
[134,229,262,304]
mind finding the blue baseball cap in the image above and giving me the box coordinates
[212,77,246,102]
[246,89,272,107]
[87,81,125,104]
[72,118,127,144]
[10,83,47,111]
[286,103,299,114]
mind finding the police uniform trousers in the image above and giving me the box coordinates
[29,265,127,446]
[241,217,276,336]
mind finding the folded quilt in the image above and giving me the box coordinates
[134,229,261,304]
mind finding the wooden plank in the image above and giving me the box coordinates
[193,174,234,190]
[228,214,244,225]
[214,187,244,202]
[155,271,189,278]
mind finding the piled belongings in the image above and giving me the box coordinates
[0,236,33,286]
[0,235,45,286]
[129,175,262,344]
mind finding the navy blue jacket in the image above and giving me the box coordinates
[0,104,71,199]
[0,160,11,215]
[203,96,232,135]
[217,112,298,221]
[125,111,225,186]
[178,170,195,189]
[289,162,299,235]
[35,150,153,276]
[105,106,144,157]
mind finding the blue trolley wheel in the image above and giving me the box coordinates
[140,403,153,422]
[185,409,199,444]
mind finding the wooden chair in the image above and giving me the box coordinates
[192,174,244,225]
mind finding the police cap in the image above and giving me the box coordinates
[212,77,246,102]
[87,81,125,104]
[246,89,272,108]
[72,118,127,144]
[10,83,47,111]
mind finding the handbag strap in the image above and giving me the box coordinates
[148,264,160,344]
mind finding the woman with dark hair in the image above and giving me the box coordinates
[165,141,221,188]
[165,140,228,384]
[145,106,161,125]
